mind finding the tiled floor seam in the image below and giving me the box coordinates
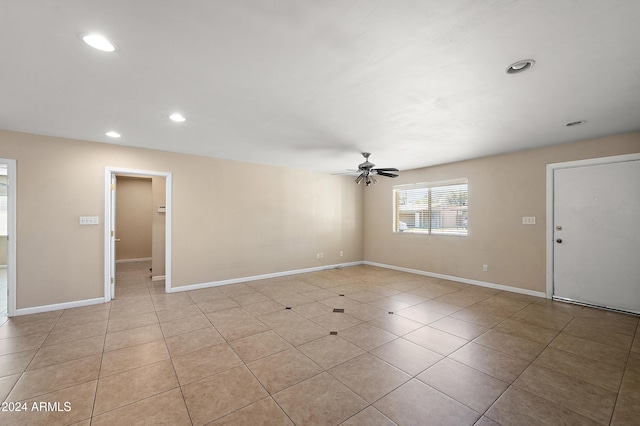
[242,357,299,425]
[3,309,64,404]
[506,337,621,426]
[448,304,569,421]
[481,383,514,425]
[92,388,184,422]
[167,350,195,425]
[89,304,112,421]
[606,345,636,426]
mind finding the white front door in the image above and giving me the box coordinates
[552,158,640,313]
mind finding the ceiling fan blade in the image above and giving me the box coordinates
[332,170,360,176]
[373,168,399,172]
[376,171,399,178]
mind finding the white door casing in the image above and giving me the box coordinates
[104,167,172,302]
[110,174,117,300]
[546,154,640,314]
[0,158,16,316]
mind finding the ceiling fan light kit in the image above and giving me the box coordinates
[353,153,399,186]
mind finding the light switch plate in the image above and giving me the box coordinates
[79,216,99,225]
[522,216,536,225]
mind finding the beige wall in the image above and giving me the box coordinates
[115,177,153,261]
[364,132,640,293]
[0,129,364,309]
[151,176,166,278]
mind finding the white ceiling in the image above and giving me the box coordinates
[2,1,640,174]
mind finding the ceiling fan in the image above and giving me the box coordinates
[353,152,399,186]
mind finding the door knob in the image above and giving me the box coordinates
[556,238,562,243]
[115,239,121,242]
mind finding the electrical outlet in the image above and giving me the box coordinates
[483,264,488,272]
[316,253,320,259]
[340,250,344,257]
[522,216,536,225]
[320,252,323,258]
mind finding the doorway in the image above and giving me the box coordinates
[114,176,153,298]
[104,167,172,301]
[116,176,153,264]
[546,153,640,314]
[0,159,16,318]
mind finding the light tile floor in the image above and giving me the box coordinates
[0,261,639,425]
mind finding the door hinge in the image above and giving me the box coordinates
[111,230,114,237]
[111,278,114,284]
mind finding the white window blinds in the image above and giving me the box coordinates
[393,179,468,235]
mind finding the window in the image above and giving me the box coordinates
[393,179,468,235]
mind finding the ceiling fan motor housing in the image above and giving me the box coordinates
[358,152,374,170]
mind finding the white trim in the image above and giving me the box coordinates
[14,297,104,316]
[116,257,152,264]
[365,261,546,298]
[105,167,172,302]
[170,261,364,293]
[104,168,111,301]
[1,158,17,317]
[545,153,640,299]
[152,275,166,282]
[545,163,555,299]
[393,178,468,191]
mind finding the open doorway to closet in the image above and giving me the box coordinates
[114,176,155,298]
[104,167,172,302]
[116,176,153,264]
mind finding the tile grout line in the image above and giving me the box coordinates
[88,291,115,424]
[1,305,65,405]
[606,326,638,426]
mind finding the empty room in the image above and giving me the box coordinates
[1,1,639,425]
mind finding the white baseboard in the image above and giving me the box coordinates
[12,261,544,316]
[152,275,166,282]
[170,261,365,293]
[364,261,546,298]
[14,297,105,317]
[116,257,152,264]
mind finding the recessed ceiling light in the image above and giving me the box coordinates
[82,34,116,52]
[105,131,121,138]
[169,113,186,122]
[506,59,535,74]
[565,120,587,127]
